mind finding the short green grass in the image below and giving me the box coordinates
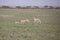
[0,9,60,40]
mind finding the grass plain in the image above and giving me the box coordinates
[0,9,60,40]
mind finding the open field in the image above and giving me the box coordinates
[0,9,60,40]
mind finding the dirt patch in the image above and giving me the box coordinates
[0,15,14,17]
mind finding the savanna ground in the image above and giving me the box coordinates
[0,8,60,40]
